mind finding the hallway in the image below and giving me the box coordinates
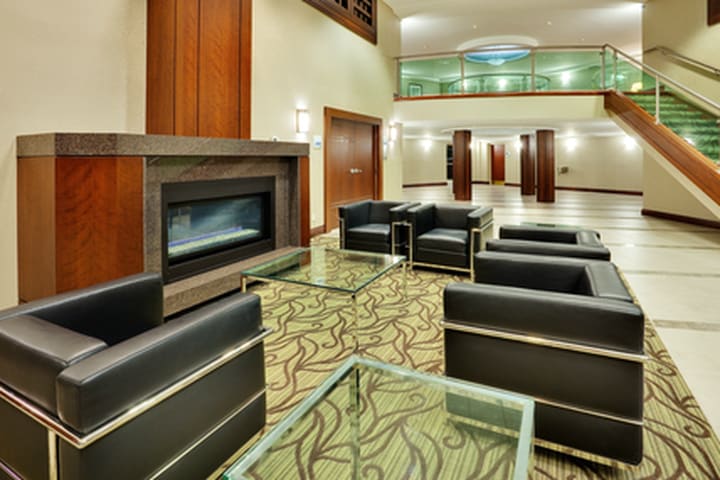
[402,184,720,437]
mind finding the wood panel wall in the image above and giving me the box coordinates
[520,134,535,195]
[146,0,251,138]
[452,130,472,201]
[18,157,144,302]
[536,130,556,203]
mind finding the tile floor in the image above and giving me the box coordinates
[401,184,720,436]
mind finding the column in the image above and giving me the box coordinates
[520,134,535,195]
[536,129,555,203]
[453,130,472,201]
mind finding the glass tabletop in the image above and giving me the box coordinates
[223,356,534,480]
[241,247,406,294]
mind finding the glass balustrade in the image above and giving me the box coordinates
[397,45,720,164]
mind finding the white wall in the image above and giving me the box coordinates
[556,135,643,191]
[0,0,146,308]
[402,138,447,185]
[252,0,401,228]
[643,0,720,104]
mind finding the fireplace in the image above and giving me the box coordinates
[161,177,275,283]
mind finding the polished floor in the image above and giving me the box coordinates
[402,184,720,437]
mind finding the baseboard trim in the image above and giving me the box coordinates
[471,180,490,185]
[310,225,326,237]
[641,209,720,229]
[503,183,642,196]
[557,186,643,196]
[402,181,449,188]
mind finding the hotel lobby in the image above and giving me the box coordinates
[1,0,720,478]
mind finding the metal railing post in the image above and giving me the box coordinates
[530,49,536,92]
[613,50,618,90]
[600,48,606,90]
[459,53,465,94]
[655,76,661,124]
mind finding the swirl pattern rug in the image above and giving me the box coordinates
[240,238,720,479]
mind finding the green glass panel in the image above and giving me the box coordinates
[400,57,461,97]
[241,247,405,294]
[456,50,533,93]
[535,51,602,90]
[224,356,534,480]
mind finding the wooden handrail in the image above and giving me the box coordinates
[605,91,720,206]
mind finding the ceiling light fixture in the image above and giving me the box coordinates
[464,45,530,66]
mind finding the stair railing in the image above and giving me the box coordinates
[644,46,720,78]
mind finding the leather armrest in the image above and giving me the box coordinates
[0,315,106,414]
[389,202,420,223]
[583,263,633,302]
[576,230,604,247]
[499,225,579,243]
[408,203,435,236]
[0,273,164,346]
[338,201,371,229]
[56,292,263,434]
[467,206,493,229]
[473,251,588,293]
[486,239,611,261]
[443,282,644,354]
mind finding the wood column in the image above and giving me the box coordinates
[452,130,472,201]
[520,134,535,195]
[536,130,555,202]
[146,0,252,138]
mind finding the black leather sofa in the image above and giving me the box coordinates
[486,224,611,260]
[339,200,418,255]
[407,203,493,275]
[443,252,645,465]
[0,273,269,480]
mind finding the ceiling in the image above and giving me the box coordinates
[385,0,645,57]
[385,0,645,141]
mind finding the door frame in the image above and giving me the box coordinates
[323,107,383,232]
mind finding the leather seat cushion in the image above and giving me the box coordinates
[347,223,390,242]
[417,228,468,253]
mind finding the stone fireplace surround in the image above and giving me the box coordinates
[16,133,309,313]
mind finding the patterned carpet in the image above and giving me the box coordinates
[239,237,720,479]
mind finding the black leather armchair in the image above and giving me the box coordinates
[339,200,418,255]
[0,273,269,480]
[443,252,645,465]
[486,224,611,260]
[407,203,493,275]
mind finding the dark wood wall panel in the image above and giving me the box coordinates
[520,134,535,195]
[175,0,200,136]
[146,0,176,135]
[55,157,144,293]
[300,155,311,246]
[199,0,241,138]
[18,157,56,302]
[453,130,472,201]
[536,130,556,203]
[147,0,251,139]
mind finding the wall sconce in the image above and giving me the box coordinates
[296,109,310,134]
[389,124,398,142]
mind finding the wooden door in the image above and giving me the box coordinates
[325,109,381,231]
[491,144,506,184]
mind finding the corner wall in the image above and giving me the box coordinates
[0,1,147,308]
[643,0,720,103]
[251,0,401,229]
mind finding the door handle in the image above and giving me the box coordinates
[349,168,364,174]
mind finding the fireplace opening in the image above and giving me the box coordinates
[162,177,275,283]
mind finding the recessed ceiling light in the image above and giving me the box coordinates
[546,20,552,26]
[473,24,478,29]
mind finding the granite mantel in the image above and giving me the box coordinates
[17,132,310,313]
[17,132,308,158]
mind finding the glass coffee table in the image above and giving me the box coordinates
[241,247,406,348]
[223,356,534,479]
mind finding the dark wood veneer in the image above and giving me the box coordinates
[452,130,472,201]
[536,130,556,202]
[303,0,377,44]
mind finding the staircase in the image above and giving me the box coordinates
[626,93,720,165]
